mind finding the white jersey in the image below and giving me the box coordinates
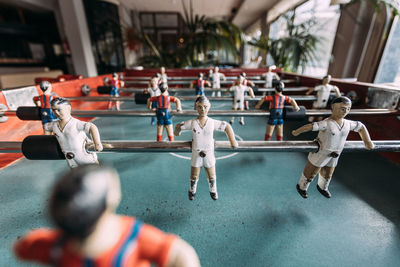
[49,118,98,168]
[312,118,363,153]
[146,87,161,97]
[263,72,276,88]
[180,118,227,151]
[160,74,168,84]
[212,72,224,88]
[313,84,337,108]
[229,85,251,104]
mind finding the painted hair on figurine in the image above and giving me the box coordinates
[331,96,352,108]
[198,73,203,78]
[39,81,52,92]
[159,83,168,93]
[49,164,115,239]
[194,95,210,109]
[275,81,285,93]
[51,97,71,106]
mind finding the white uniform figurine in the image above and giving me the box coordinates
[262,65,280,89]
[49,97,103,168]
[227,82,255,125]
[211,67,226,97]
[174,96,238,201]
[306,74,341,109]
[292,96,374,198]
[160,67,168,85]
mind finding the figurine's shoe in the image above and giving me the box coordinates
[296,184,308,198]
[239,120,245,125]
[210,191,218,200]
[229,119,234,125]
[188,190,196,200]
[317,184,331,198]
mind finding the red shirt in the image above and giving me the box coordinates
[192,80,205,88]
[14,216,177,267]
[33,93,58,109]
[263,94,291,109]
[150,95,176,109]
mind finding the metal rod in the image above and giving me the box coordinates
[125,80,282,85]
[4,108,399,118]
[124,76,296,83]
[1,140,399,153]
[66,95,317,102]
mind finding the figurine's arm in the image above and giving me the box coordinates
[305,87,315,95]
[222,73,226,81]
[89,124,103,152]
[33,96,40,107]
[274,73,280,80]
[174,122,183,136]
[248,80,255,87]
[224,124,238,148]
[174,98,182,112]
[292,123,313,136]
[205,81,211,87]
[165,238,200,267]
[255,98,265,109]
[189,82,194,89]
[248,88,255,98]
[333,86,341,97]
[357,124,374,150]
[290,98,300,111]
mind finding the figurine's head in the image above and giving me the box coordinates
[156,73,161,78]
[51,97,71,120]
[267,65,276,72]
[275,81,285,93]
[331,96,352,118]
[39,81,52,93]
[160,67,165,74]
[240,72,246,78]
[214,66,219,73]
[159,82,168,93]
[209,69,213,74]
[322,75,331,85]
[49,164,121,239]
[198,73,203,79]
[112,72,118,79]
[194,96,210,116]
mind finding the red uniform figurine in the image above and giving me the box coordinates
[33,81,59,135]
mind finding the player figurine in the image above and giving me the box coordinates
[255,81,300,141]
[306,74,341,121]
[227,81,255,125]
[14,164,200,266]
[261,65,280,89]
[49,97,103,168]
[211,67,226,97]
[160,66,168,85]
[108,72,124,110]
[233,72,255,110]
[292,96,374,198]
[33,81,59,135]
[174,96,238,201]
[147,83,182,141]
[191,73,211,96]
[145,74,162,125]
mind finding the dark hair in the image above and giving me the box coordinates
[275,81,284,93]
[331,96,352,107]
[323,75,331,80]
[39,81,51,92]
[112,72,118,78]
[198,73,203,78]
[159,83,168,93]
[49,164,113,239]
[194,96,210,109]
[240,72,246,77]
[51,97,71,106]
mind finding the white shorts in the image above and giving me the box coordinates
[65,151,98,168]
[191,150,215,168]
[312,100,328,109]
[308,150,340,168]
[232,101,244,110]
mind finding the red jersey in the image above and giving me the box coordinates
[192,80,205,88]
[264,94,291,109]
[110,79,121,88]
[233,79,251,86]
[150,95,176,109]
[14,216,177,267]
[33,93,58,109]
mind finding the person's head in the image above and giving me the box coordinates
[275,81,285,93]
[49,164,121,239]
[160,66,165,74]
[198,73,203,79]
[51,97,71,120]
[159,82,168,93]
[267,65,276,72]
[39,81,52,93]
[322,74,331,85]
[194,96,211,116]
[331,96,352,118]
[214,66,219,73]
[112,72,118,79]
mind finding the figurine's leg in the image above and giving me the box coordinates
[265,125,275,141]
[317,166,335,198]
[230,106,236,125]
[166,125,175,141]
[205,166,218,200]
[296,161,320,198]
[276,124,283,141]
[157,125,164,141]
[189,166,201,200]
[211,89,215,97]
[116,101,120,111]
[217,90,221,97]
[107,101,113,110]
